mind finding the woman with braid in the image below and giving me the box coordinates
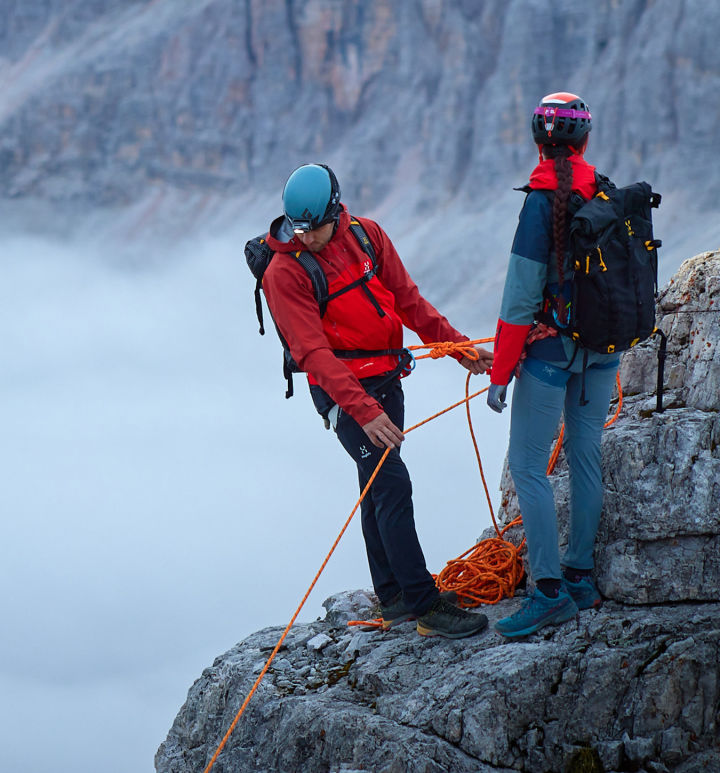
[487,92,620,638]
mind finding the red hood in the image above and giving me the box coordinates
[265,204,351,253]
[528,154,597,199]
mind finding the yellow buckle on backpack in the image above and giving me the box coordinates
[630,337,640,347]
[596,247,607,272]
[572,332,580,341]
[597,191,610,201]
[607,344,616,353]
[645,240,654,251]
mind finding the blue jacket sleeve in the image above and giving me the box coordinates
[491,192,553,385]
[499,192,553,325]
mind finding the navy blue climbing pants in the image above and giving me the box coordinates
[328,377,438,616]
[507,355,619,582]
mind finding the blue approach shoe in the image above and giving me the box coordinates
[495,587,578,638]
[564,576,602,610]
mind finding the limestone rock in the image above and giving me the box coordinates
[156,592,720,773]
[1,0,719,216]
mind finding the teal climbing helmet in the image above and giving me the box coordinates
[282,164,341,233]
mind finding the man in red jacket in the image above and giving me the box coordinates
[262,163,492,639]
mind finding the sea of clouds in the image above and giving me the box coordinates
[0,228,509,772]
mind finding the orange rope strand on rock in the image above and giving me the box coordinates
[202,339,491,773]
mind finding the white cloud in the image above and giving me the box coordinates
[0,231,509,772]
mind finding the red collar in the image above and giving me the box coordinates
[528,154,597,199]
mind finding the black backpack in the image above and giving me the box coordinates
[565,174,662,353]
[245,215,380,398]
[535,174,667,410]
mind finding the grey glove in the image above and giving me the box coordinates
[487,383,508,413]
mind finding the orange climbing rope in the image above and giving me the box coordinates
[433,370,525,606]
[546,371,623,475]
[202,338,491,773]
[204,340,626,771]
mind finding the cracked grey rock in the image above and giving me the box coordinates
[156,255,720,771]
[306,633,333,652]
[156,595,720,773]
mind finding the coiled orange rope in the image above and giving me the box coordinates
[433,367,525,607]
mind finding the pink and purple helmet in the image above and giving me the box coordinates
[531,92,592,145]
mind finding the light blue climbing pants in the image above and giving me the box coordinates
[507,355,620,581]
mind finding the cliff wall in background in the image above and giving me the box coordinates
[0,0,719,215]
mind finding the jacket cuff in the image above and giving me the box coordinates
[490,319,532,385]
[352,400,385,428]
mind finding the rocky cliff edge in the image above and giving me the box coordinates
[156,252,720,773]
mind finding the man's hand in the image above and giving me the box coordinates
[362,412,405,449]
[487,383,508,413]
[460,345,494,375]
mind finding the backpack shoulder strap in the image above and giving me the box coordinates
[292,218,378,316]
[292,249,330,316]
[348,218,378,270]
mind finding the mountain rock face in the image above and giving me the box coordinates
[1,0,719,213]
[156,254,720,772]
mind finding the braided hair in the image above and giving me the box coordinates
[543,144,575,325]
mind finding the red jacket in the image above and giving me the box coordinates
[263,206,467,426]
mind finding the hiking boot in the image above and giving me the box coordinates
[494,587,578,639]
[416,598,488,639]
[380,591,458,631]
[564,576,601,610]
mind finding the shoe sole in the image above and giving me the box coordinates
[416,617,488,639]
[495,605,577,639]
[381,613,415,631]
